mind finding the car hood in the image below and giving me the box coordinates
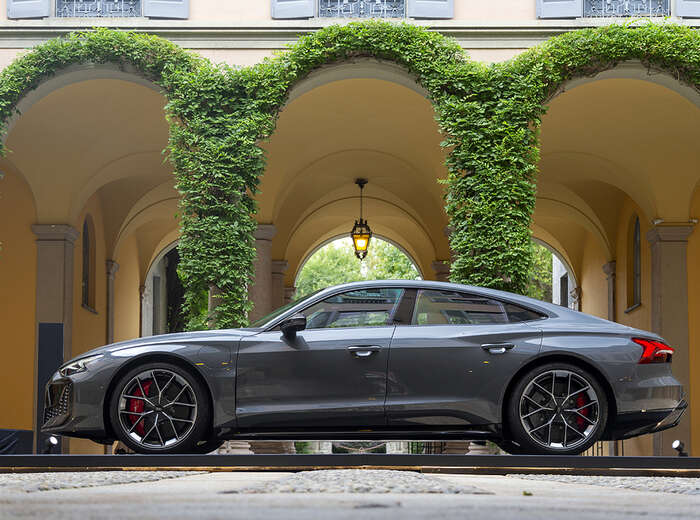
[68,329,257,363]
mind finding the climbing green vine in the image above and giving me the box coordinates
[1,21,698,329]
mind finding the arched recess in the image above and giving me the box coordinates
[293,233,424,287]
[141,240,179,337]
[5,75,171,227]
[541,72,700,224]
[261,59,453,292]
[532,237,580,310]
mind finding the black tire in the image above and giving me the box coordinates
[505,362,608,455]
[109,361,211,454]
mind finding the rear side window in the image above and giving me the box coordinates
[412,290,508,325]
[504,303,546,323]
[411,290,546,325]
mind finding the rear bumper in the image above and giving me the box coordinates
[607,399,687,440]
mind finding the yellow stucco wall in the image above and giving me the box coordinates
[113,234,142,343]
[0,165,37,431]
[579,233,608,319]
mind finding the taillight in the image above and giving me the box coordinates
[633,338,674,364]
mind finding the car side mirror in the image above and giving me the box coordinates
[280,313,306,339]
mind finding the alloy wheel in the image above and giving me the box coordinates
[117,369,198,449]
[519,369,600,451]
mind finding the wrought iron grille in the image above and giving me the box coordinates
[583,0,670,17]
[319,0,406,18]
[56,0,141,17]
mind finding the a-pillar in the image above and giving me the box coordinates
[271,260,288,310]
[32,224,79,453]
[249,224,276,323]
[647,225,694,455]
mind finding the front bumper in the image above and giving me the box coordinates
[41,371,110,442]
[607,399,688,440]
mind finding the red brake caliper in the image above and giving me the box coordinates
[127,380,153,436]
[575,393,589,430]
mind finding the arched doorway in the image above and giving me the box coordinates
[141,241,188,337]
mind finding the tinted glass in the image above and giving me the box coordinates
[302,288,403,329]
[412,290,508,325]
[504,303,546,323]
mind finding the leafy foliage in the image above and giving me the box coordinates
[296,237,420,298]
[2,21,698,328]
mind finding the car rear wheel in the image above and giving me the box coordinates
[109,362,211,454]
[505,363,608,455]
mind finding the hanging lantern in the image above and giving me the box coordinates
[350,178,372,260]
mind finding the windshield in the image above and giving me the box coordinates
[248,289,324,328]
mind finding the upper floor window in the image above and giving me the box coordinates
[319,0,405,18]
[7,0,188,20]
[272,0,453,20]
[584,0,669,17]
[537,0,679,18]
[56,0,141,18]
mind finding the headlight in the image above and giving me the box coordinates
[59,354,103,377]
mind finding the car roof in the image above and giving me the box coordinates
[290,280,561,318]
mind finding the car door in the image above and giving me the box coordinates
[235,287,403,429]
[386,288,543,427]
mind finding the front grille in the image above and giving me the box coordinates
[43,382,73,428]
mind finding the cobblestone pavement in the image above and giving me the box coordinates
[0,471,202,493]
[224,469,491,494]
[1,471,700,519]
[509,473,700,495]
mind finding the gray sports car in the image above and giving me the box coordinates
[42,280,686,455]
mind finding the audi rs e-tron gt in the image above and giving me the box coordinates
[43,280,686,455]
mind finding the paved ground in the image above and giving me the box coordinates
[1,470,700,519]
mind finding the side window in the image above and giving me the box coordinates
[412,290,508,325]
[504,303,546,323]
[302,288,403,329]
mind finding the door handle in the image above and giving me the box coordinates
[347,345,381,357]
[481,343,515,355]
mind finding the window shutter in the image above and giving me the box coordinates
[143,0,189,19]
[677,0,700,17]
[7,0,49,19]
[536,0,582,18]
[271,0,315,19]
[407,0,454,18]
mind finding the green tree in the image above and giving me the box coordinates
[526,242,553,302]
[296,238,420,298]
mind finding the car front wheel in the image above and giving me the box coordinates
[109,362,211,454]
[505,363,608,455]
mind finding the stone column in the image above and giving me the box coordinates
[32,224,79,452]
[271,260,288,310]
[249,224,276,323]
[432,260,451,282]
[647,225,694,455]
[602,261,616,322]
[106,260,119,344]
[284,286,296,304]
